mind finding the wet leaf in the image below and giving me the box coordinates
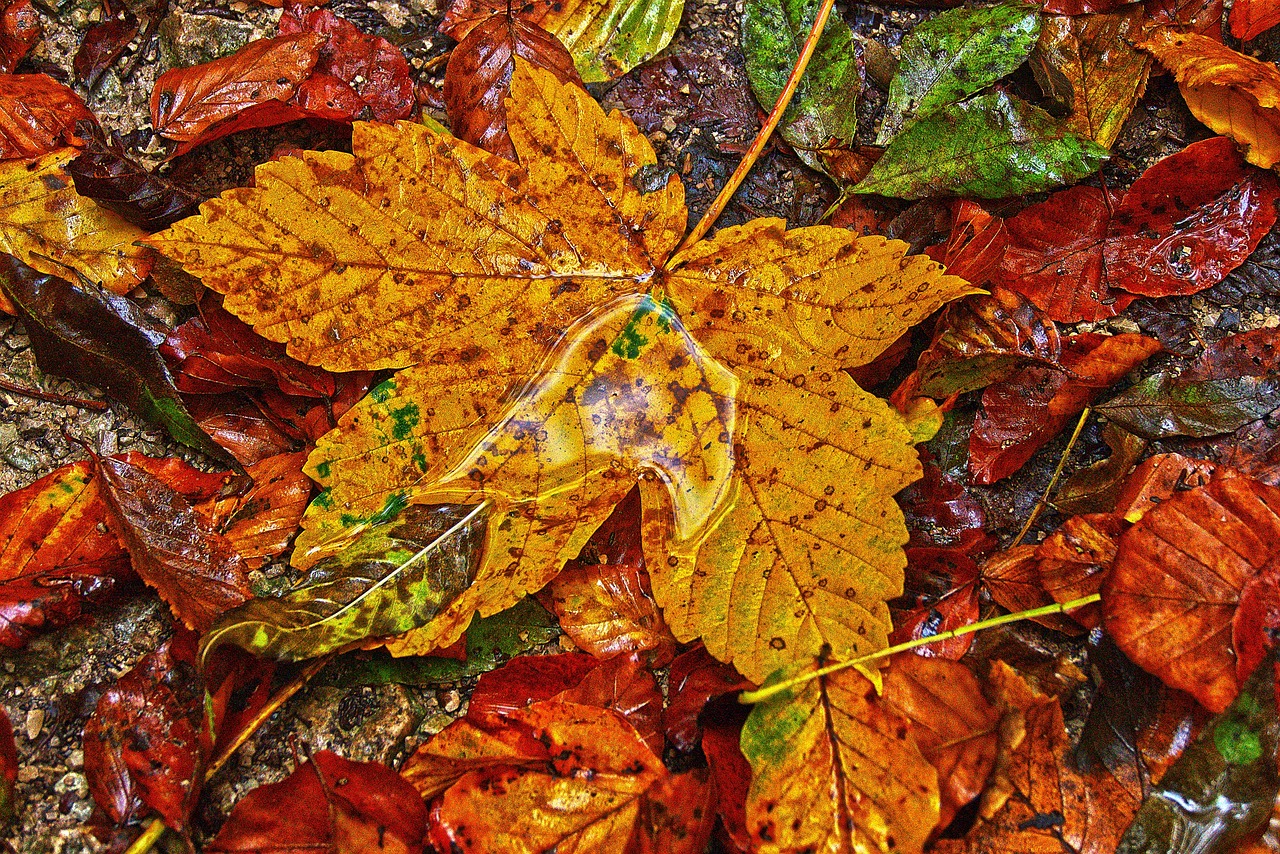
[0,460,131,647]
[1230,0,1280,40]
[1031,9,1151,150]
[891,568,982,660]
[73,7,138,91]
[1117,649,1279,853]
[150,33,325,154]
[1053,423,1146,515]
[1099,328,1280,439]
[1140,29,1280,169]
[1034,512,1126,627]
[67,130,204,231]
[0,0,39,74]
[1113,452,1216,522]
[0,75,95,160]
[443,14,581,161]
[922,199,1009,287]
[441,0,684,82]
[200,503,481,664]
[402,700,709,852]
[1234,561,1280,683]
[969,332,1161,484]
[0,255,231,463]
[149,64,973,683]
[881,654,1000,831]
[1104,475,1280,712]
[199,451,311,567]
[83,633,205,834]
[97,455,251,633]
[0,148,152,298]
[982,544,1083,634]
[741,663,940,853]
[743,0,861,159]
[878,2,1041,145]
[856,90,1107,199]
[916,287,1060,398]
[208,750,428,853]
[662,644,753,752]
[546,488,678,662]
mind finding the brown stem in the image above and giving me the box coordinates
[666,0,839,266]
[0,377,108,411]
[1013,406,1091,546]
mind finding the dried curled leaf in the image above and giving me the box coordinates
[149,63,972,681]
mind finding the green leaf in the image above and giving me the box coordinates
[320,598,559,686]
[198,503,484,666]
[1117,649,1279,853]
[855,90,1107,199]
[0,253,236,468]
[1098,373,1280,439]
[742,0,861,156]
[878,2,1041,144]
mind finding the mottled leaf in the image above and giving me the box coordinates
[199,451,311,568]
[0,0,39,74]
[856,90,1107,199]
[878,2,1041,144]
[67,131,204,231]
[0,75,95,160]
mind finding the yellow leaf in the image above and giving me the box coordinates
[0,149,153,295]
[147,62,972,679]
[1140,28,1280,168]
[741,663,941,853]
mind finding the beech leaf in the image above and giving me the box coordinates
[0,75,95,160]
[0,0,39,74]
[149,63,973,683]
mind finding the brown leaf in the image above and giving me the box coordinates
[0,75,96,159]
[198,451,311,568]
[95,455,252,632]
[1034,512,1126,628]
[881,654,1000,832]
[208,751,428,853]
[982,545,1083,634]
[0,0,39,74]
[1104,474,1280,711]
[444,14,581,160]
[923,200,1008,287]
[73,8,138,90]
[969,333,1162,484]
[150,33,325,151]
[67,129,204,231]
[1053,423,1146,515]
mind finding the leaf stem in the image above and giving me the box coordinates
[0,377,108,410]
[1013,405,1091,546]
[738,593,1102,704]
[122,817,166,854]
[667,0,839,264]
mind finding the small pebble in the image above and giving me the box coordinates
[24,708,43,741]
[16,766,38,784]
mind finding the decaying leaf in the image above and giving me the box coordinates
[1140,29,1280,169]
[741,663,940,853]
[0,0,39,74]
[67,130,204,231]
[0,75,95,160]
[149,63,973,683]
[1230,0,1280,40]
[1053,423,1146,515]
[662,644,753,751]
[1104,474,1280,712]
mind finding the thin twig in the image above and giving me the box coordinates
[666,0,839,265]
[0,377,108,411]
[739,593,1103,704]
[121,817,166,854]
[1013,406,1091,546]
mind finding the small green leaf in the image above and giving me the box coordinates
[1098,373,1280,439]
[199,503,484,666]
[878,2,1041,144]
[855,91,1107,199]
[742,0,861,157]
[1118,650,1279,853]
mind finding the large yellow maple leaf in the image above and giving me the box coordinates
[148,63,973,683]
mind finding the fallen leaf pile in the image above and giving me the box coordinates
[1,0,1280,851]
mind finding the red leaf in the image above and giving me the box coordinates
[924,199,1008,286]
[83,633,205,833]
[208,751,428,853]
[1104,474,1280,711]
[67,128,204,231]
[891,574,981,660]
[1230,0,1280,39]
[278,3,415,123]
[701,719,752,853]
[443,14,582,160]
[0,460,131,648]
[95,455,251,632]
[1041,0,1132,13]
[969,333,1162,484]
[196,451,311,568]
[0,707,16,826]
[184,393,301,467]
[1113,452,1216,522]
[73,10,138,90]
[0,0,39,74]
[662,645,752,752]
[1233,559,1280,681]
[1146,0,1225,37]
[0,74,96,159]
[1034,512,1126,628]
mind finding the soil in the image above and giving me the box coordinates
[0,0,1275,851]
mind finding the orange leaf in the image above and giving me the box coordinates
[1140,29,1280,168]
[1034,513,1125,628]
[1113,452,1215,522]
[1104,474,1280,711]
[982,545,1083,634]
[0,74,95,159]
[1230,0,1280,40]
[197,451,311,568]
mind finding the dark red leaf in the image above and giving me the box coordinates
[969,333,1162,484]
[898,456,988,552]
[1041,0,1133,13]
[924,199,1008,286]
[67,129,203,231]
[73,10,138,90]
[0,0,39,74]
[0,74,96,159]
[890,573,981,659]
[207,751,428,853]
[0,707,14,826]
[184,393,301,466]
[96,455,251,633]
[662,645,752,752]
[701,717,751,853]
[443,14,581,160]
[83,633,205,833]
[1234,559,1280,682]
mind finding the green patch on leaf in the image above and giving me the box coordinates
[371,379,397,403]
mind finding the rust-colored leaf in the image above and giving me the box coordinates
[0,0,39,74]
[662,644,753,752]
[1234,559,1280,682]
[982,544,1083,634]
[1113,452,1216,522]
[1104,474,1280,712]
[1230,0,1280,39]
[0,75,96,160]
[96,454,252,633]
[1053,423,1146,515]
[1034,512,1126,628]
[444,14,581,160]
[198,451,311,568]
